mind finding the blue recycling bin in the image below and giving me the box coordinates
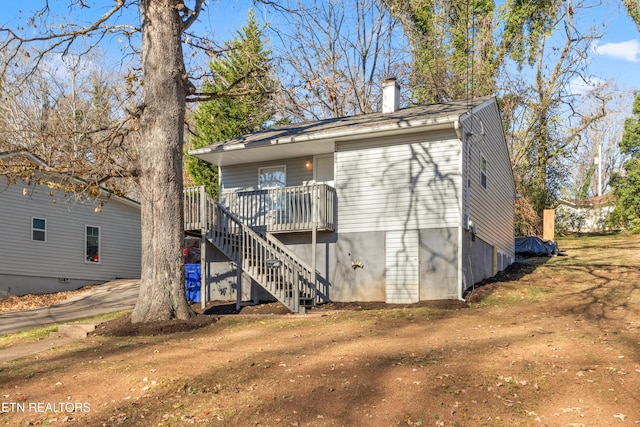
[185,264,201,303]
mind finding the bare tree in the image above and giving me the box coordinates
[0,0,206,322]
[129,0,203,322]
[382,0,497,104]
[0,50,138,196]
[563,88,632,200]
[502,0,612,233]
[269,0,408,121]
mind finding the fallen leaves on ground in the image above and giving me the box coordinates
[0,287,91,313]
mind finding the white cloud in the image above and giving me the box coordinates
[593,39,640,63]
[568,76,607,96]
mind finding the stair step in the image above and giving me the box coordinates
[50,323,96,339]
[206,202,320,314]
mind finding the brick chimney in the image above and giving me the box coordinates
[382,77,400,113]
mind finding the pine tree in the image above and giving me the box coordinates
[186,10,275,198]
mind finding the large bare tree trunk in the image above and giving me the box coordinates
[131,0,193,322]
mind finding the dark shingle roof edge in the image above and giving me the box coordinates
[0,150,140,210]
[190,96,495,155]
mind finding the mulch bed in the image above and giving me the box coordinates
[8,260,541,338]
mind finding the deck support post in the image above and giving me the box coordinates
[200,233,207,310]
[311,186,318,303]
[236,227,243,312]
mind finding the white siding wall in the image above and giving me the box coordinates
[336,131,462,233]
[220,156,314,194]
[462,100,515,259]
[0,179,141,287]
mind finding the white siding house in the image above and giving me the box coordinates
[0,153,141,296]
[186,89,515,311]
[555,196,615,233]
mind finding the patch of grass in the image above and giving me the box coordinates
[0,310,131,349]
[557,233,639,260]
[470,283,559,308]
[0,325,60,348]
[72,309,132,324]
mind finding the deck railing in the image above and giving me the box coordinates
[221,183,335,233]
[183,185,332,312]
[184,186,216,232]
[185,184,336,234]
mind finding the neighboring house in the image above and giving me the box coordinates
[0,152,141,296]
[555,195,615,233]
[185,80,515,313]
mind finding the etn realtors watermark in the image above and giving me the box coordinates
[2,401,91,413]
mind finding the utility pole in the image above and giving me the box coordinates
[595,143,602,197]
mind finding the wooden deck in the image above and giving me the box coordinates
[185,184,336,234]
[183,185,332,313]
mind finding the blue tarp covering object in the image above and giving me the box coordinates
[515,236,559,257]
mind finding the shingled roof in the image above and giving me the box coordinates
[189,96,494,166]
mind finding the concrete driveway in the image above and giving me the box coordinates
[0,279,140,335]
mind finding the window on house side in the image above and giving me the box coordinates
[86,225,100,263]
[32,217,46,242]
[258,165,286,189]
[480,155,487,189]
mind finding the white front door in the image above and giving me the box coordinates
[313,154,334,186]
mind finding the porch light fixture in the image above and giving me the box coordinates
[305,160,313,169]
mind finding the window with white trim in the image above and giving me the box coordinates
[258,165,287,216]
[85,225,100,263]
[258,165,286,189]
[480,155,487,189]
[32,217,46,242]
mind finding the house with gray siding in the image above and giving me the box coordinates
[185,81,515,312]
[0,152,141,297]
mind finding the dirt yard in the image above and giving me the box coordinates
[0,233,639,426]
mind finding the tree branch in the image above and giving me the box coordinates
[181,0,205,32]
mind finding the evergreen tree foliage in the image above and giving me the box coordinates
[610,93,640,232]
[186,10,275,198]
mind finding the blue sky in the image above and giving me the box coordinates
[211,1,640,95]
[192,0,640,95]
[588,4,639,94]
[1,0,638,94]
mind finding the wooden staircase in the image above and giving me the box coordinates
[185,186,321,313]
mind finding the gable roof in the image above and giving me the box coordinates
[0,150,140,210]
[557,195,616,209]
[190,96,495,166]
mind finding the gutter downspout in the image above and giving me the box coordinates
[455,118,466,302]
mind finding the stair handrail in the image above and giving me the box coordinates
[211,202,321,311]
[214,202,318,280]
